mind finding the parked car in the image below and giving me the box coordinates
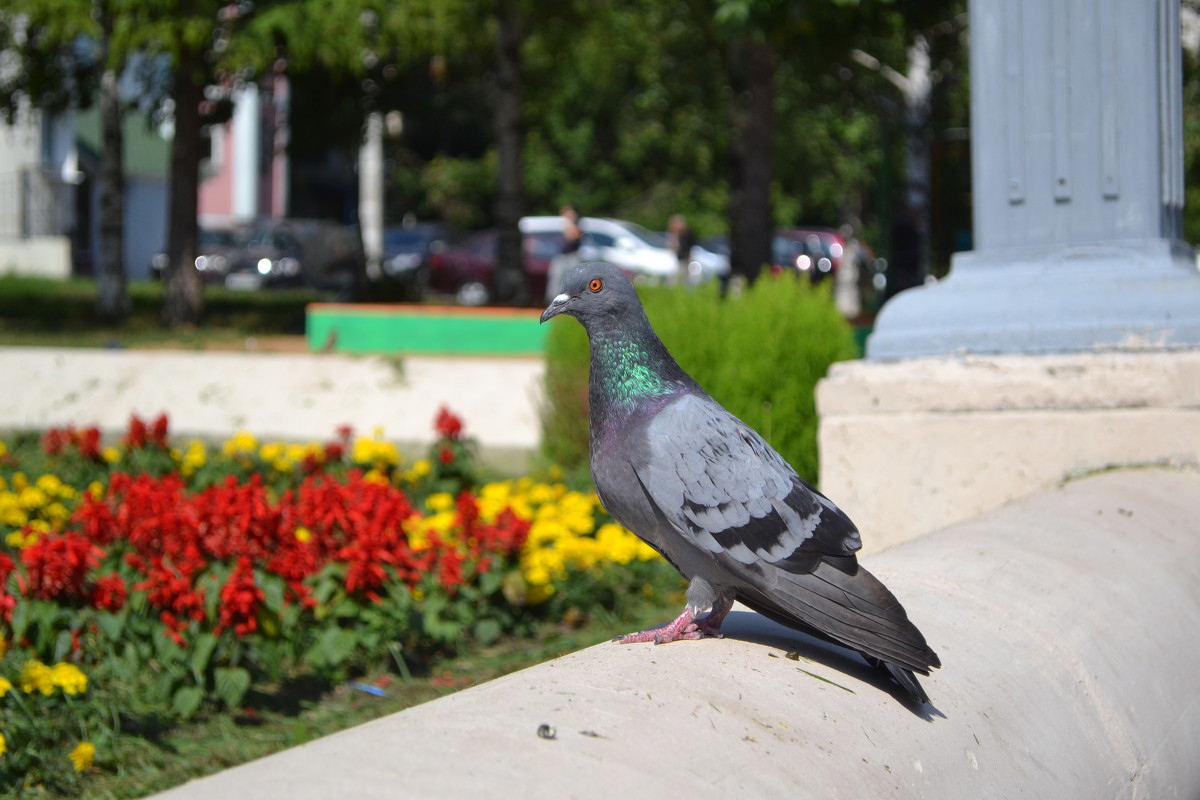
[149,225,244,284]
[521,215,685,284]
[684,241,731,283]
[427,227,560,306]
[224,219,366,297]
[773,228,843,283]
[380,223,458,293]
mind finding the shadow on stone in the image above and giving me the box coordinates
[720,609,945,721]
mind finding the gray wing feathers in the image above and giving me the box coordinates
[637,394,860,566]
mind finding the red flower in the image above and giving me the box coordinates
[126,415,147,449]
[20,532,102,601]
[125,412,170,450]
[439,446,454,465]
[150,413,170,448]
[216,557,265,637]
[0,553,16,623]
[42,427,68,456]
[434,406,464,441]
[41,424,104,462]
[89,573,128,612]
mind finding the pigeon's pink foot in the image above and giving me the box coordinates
[614,597,733,644]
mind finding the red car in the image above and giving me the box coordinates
[428,229,561,306]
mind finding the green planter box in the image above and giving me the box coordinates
[306,303,547,356]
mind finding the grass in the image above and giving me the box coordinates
[77,596,682,799]
[0,276,319,350]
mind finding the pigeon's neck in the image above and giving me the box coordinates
[587,323,690,419]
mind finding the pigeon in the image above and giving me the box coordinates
[540,262,940,704]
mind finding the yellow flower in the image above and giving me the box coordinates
[5,529,36,549]
[181,440,207,476]
[87,481,106,499]
[51,663,88,695]
[35,474,63,495]
[68,742,95,772]
[222,431,259,457]
[18,486,48,511]
[363,468,390,485]
[294,526,312,544]
[0,676,11,697]
[102,446,120,464]
[425,492,455,513]
[19,660,55,695]
[0,732,6,756]
[351,435,400,467]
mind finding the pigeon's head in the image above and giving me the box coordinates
[540,262,643,327]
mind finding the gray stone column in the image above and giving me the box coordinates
[868,0,1200,360]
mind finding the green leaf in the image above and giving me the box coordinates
[473,618,502,646]
[260,573,286,614]
[214,666,252,709]
[9,601,29,642]
[303,626,358,670]
[190,632,218,684]
[478,569,504,596]
[171,685,204,719]
[95,610,125,641]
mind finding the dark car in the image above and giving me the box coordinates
[149,226,244,284]
[224,219,366,297]
[773,228,846,283]
[377,223,458,298]
[428,228,560,306]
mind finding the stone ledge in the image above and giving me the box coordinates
[0,346,544,468]
[817,349,1200,552]
[149,468,1200,799]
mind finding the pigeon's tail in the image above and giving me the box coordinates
[740,559,940,703]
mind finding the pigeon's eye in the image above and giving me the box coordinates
[589,278,603,292]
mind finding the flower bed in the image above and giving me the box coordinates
[0,409,670,794]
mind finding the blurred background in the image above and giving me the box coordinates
[0,0,1198,327]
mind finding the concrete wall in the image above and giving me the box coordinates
[0,347,543,468]
[149,467,1200,799]
[0,236,72,278]
[817,349,1200,553]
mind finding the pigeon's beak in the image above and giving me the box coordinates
[540,293,570,324]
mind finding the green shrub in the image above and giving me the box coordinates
[539,272,859,485]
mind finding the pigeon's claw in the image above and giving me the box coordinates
[613,607,718,645]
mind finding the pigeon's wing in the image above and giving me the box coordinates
[634,393,861,571]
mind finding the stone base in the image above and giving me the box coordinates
[816,348,1200,553]
[867,238,1200,359]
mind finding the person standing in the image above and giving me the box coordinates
[666,213,694,286]
[546,205,583,301]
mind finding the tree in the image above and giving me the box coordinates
[0,0,129,321]
[95,0,130,322]
[848,3,968,280]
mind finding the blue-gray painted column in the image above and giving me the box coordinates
[867,0,1200,360]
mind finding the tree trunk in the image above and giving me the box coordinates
[163,44,204,328]
[901,33,932,283]
[95,4,129,322]
[728,38,776,284]
[492,0,528,306]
